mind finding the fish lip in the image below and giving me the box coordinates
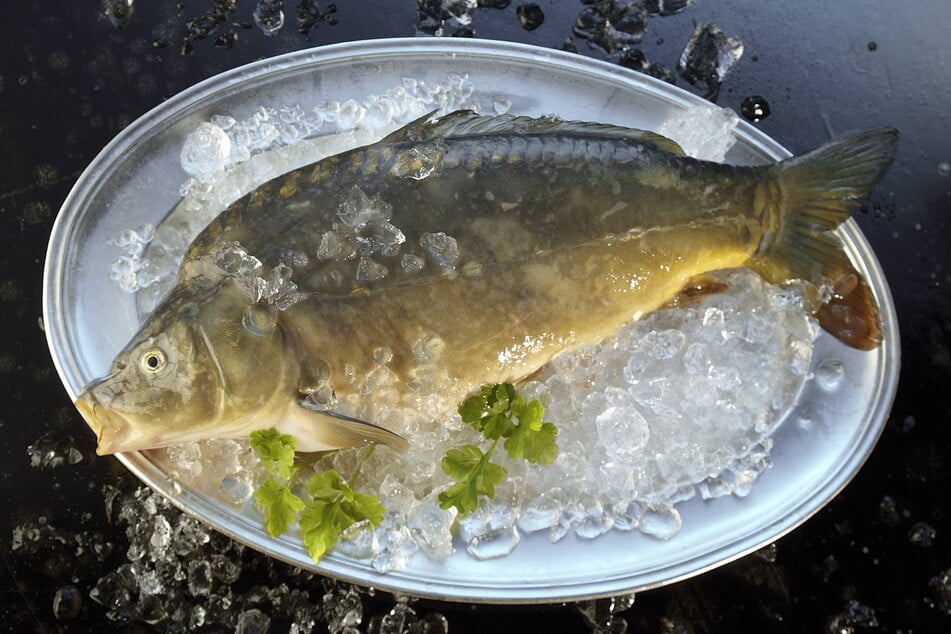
[75,390,126,455]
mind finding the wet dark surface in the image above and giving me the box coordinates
[1,1,949,632]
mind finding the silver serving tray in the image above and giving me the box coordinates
[43,38,899,603]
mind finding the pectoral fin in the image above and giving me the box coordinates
[282,403,409,453]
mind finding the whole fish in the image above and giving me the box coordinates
[75,111,898,455]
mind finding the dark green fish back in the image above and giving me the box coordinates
[185,111,757,298]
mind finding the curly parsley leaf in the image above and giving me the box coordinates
[438,444,507,516]
[255,478,305,538]
[299,470,386,561]
[250,430,386,563]
[504,420,559,465]
[440,383,558,516]
[250,429,297,479]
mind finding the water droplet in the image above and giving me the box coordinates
[214,32,237,49]
[908,521,936,547]
[297,0,337,34]
[814,358,844,390]
[103,0,134,30]
[516,3,545,31]
[252,0,285,36]
[52,585,82,621]
[740,95,771,123]
[938,161,950,177]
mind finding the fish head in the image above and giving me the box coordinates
[75,281,294,454]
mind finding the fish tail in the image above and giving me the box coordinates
[750,127,899,349]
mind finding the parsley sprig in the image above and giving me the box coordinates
[250,429,384,562]
[438,383,559,516]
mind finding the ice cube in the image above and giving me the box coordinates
[253,1,285,36]
[236,608,272,634]
[335,520,379,559]
[401,253,425,273]
[657,104,739,162]
[181,122,232,177]
[517,488,565,534]
[356,257,388,282]
[371,525,419,573]
[638,503,682,540]
[678,23,744,101]
[596,405,650,463]
[407,504,456,561]
[420,232,459,270]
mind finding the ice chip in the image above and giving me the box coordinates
[466,525,520,560]
[335,520,379,559]
[658,104,740,162]
[401,253,425,273]
[236,608,272,634]
[420,232,459,270]
[516,3,545,31]
[596,405,650,462]
[356,257,388,282]
[253,1,285,36]
[371,525,419,573]
[103,0,134,29]
[678,23,744,101]
[517,488,565,534]
[908,521,937,547]
[407,504,456,561]
[181,122,232,177]
[336,99,365,131]
[828,600,880,633]
[638,503,682,540]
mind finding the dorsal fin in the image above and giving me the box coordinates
[382,109,685,155]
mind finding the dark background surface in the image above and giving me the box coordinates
[1,1,949,632]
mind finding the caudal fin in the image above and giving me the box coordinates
[750,128,899,350]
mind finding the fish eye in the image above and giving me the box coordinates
[140,348,167,373]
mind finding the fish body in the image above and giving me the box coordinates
[75,111,898,454]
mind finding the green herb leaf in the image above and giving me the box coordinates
[439,383,559,517]
[504,421,559,465]
[254,478,305,538]
[482,412,516,440]
[250,429,387,563]
[250,429,297,479]
[437,445,507,516]
[458,392,488,426]
[299,470,386,561]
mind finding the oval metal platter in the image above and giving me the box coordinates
[44,38,899,603]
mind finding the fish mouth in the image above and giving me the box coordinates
[75,390,130,455]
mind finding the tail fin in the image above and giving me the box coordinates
[750,128,899,350]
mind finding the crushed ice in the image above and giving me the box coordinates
[113,74,481,310]
[108,75,817,570]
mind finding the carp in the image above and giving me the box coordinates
[74,111,898,455]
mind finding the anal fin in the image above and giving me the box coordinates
[664,274,729,308]
[814,270,883,350]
